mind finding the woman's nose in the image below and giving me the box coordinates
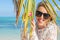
[40,15,44,19]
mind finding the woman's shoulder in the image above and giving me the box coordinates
[47,21,57,31]
[48,21,57,27]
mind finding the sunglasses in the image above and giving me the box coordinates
[36,11,50,19]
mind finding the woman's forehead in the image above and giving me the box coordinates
[37,6,48,14]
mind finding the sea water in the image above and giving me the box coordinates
[0,17,21,40]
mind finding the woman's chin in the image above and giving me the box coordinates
[37,22,45,26]
[38,24,45,29]
[38,22,44,25]
[38,22,43,26]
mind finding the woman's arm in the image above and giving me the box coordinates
[30,19,39,40]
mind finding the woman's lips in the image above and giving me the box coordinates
[39,20,43,23]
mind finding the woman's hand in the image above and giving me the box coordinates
[21,34,27,40]
[31,19,36,31]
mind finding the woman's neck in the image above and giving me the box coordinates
[37,23,48,30]
[38,26,45,29]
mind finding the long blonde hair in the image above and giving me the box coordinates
[36,1,56,24]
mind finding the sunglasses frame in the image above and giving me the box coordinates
[36,11,50,19]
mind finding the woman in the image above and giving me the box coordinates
[22,1,58,40]
[30,1,57,40]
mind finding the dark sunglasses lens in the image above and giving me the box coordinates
[44,14,50,19]
[36,11,42,17]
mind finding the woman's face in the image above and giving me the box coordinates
[36,6,51,29]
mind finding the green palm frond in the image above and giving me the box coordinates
[22,0,36,38]
[52,0,60,10]
[47,0,58,16]
[13,0,24,25]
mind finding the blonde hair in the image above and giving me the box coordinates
[36,1,56,24]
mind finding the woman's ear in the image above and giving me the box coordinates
[50,18,52,21]
[48,17,52,22]
[50,17,52,21]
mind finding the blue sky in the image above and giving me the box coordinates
[0,0,14,17]
[0,0,60,17]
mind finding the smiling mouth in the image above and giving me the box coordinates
[39,21,43,23]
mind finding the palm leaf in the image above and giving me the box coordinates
[52,0,60,10]
[13,0,24,25]
[22,0,36,39]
